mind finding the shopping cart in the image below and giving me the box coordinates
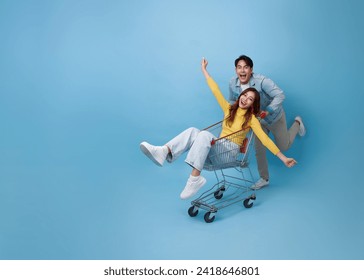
[187,121,257,223]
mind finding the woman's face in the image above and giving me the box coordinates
[239,91,255,109]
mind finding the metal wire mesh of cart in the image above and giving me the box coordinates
[188,121,257,223]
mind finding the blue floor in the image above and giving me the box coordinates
[1,124,364,259]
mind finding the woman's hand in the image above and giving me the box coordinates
[201,57,208,70]
[283,157,297,168]
[276,152,297,168]
[201,57,210,79]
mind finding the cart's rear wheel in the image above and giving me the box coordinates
[243,198,254,208]
[188,206,199,217]
[213,186,226,199]
[214,191,223,199]
[204,212,215,223]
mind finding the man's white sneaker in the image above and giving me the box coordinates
[295,116,306,137]
[180,175,206,200]
[250,178,269,190]
[140,142,168,166]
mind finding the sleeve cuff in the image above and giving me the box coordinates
[266,106,274,113]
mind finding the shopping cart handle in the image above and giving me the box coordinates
[259,111,268,119]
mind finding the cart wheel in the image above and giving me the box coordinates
[214,190,223,199]
[243,198,254,208]
[204,212,215,223]
[188,206,199,217]
[243,194,256,208]
[214,186,225,199]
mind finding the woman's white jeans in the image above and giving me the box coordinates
[165,127,239,171]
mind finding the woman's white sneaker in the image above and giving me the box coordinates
[180,175,206,199]
[140,142,168,166]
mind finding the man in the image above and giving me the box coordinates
[229,55,306,189]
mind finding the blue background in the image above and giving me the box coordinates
[1,0,363,259]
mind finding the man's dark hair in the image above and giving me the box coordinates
[234,55,254,68]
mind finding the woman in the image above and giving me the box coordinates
[140,58,297,200]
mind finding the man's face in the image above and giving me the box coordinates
[235,60,253,85]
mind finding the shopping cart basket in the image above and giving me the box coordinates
[187,121,256,223]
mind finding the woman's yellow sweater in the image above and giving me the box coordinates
[207,77,280,155]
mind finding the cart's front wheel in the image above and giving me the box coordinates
[188,206,199,217]
[204,212,216,223]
